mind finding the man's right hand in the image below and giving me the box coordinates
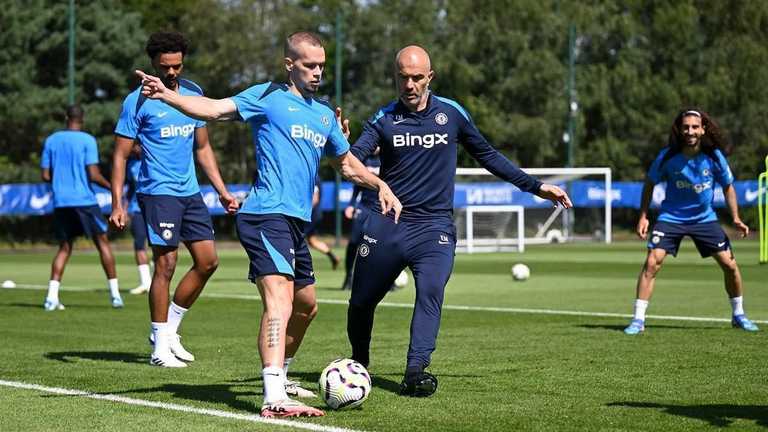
[344,206,355,220]
[636,215,649,240]
[135,70,168,100]
[110,207,128,231]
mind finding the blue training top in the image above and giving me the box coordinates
[647,147,734,224]
[115,79,206,197]
[231,82,350,222]
[40,130,100,208]
[351,93,541,223]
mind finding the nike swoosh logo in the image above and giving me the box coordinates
[157,112,168,118]
[30,194,51,209]
[288,107,300,112]
[393,119,407,125]
[718,242,726,247]
[745,189,759,202]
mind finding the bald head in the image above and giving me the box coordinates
[395,45,431,71]
[395,45,434,112]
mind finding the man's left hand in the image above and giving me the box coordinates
[537,184,573,208]
[219,192,240,215]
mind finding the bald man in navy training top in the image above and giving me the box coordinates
[347,45,572,397]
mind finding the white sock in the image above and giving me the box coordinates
[730,296,744,316]
[46,280,61,303]
[263,366,288,403]
[151,322,170,354]
[108,278,120,299]
[167,302,188,335]
[633,299,649,321]
[137,264,151,288]
[283,357,294,380]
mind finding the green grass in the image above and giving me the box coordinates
[1,240,767,431]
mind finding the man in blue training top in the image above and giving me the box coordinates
[41,105,123,311]
[347,45,572,397]
[110,32,239,369]
[134,31,401,418]
[125,144,152,295]
[623,108,758,335]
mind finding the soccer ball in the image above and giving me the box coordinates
[511,264,530,281]
[318,358,372,410]
[2,280,16,289]
[394,270,409,287]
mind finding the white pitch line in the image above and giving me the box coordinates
[6,284,767,324]
[0,379,364,432]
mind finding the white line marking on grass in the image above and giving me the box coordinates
[8,285,767,324]
[202,293,767,325]
[0,379,363,432]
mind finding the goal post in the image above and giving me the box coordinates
[455,167,612,253]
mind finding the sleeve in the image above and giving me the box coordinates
[230,82,271,122]
[458,110,542,193]
[85,136,99,165]
[646,149,668,184]
[40,138,51,169]
[712,149,734,187]
[115,93,140,139]
[350,120,383,162]
[324,117,350,158]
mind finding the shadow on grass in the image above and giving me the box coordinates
[578,324,721,332]
[287,371,402,394]
[608,401,768,427]
[110,382,263,413]
[44,351,148,364]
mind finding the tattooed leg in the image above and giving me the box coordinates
[256,274,294,368]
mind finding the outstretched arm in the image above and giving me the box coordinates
[194,127,239,215]
[135,70,237,121]
[724,184,749,237]
[330,152,402,223]
[460,120,571,208]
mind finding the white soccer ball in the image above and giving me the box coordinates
[394,270,409,287]
[318,358,372,410]
[2,280,16,289]
[511,264,530,281]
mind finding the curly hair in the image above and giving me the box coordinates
[663,108,730,163]
[145,31,188,60]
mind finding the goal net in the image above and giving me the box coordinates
[454,167,612,253]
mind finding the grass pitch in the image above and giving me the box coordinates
[0,240,767,431]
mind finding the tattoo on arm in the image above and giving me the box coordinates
[267,317,281,348]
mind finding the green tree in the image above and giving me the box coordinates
[0,0,146,182]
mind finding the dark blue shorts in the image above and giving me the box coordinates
[236,213,315,286]
[130,211,147,251]
[648,221,731,258]
[137,193,214,248]
[53,205,108,241]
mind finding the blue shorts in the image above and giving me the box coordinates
[648,221,731,258]
[137,193,215,248]
[130,211,147,251]
[236,213,315,286]
[53,205,108,241]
